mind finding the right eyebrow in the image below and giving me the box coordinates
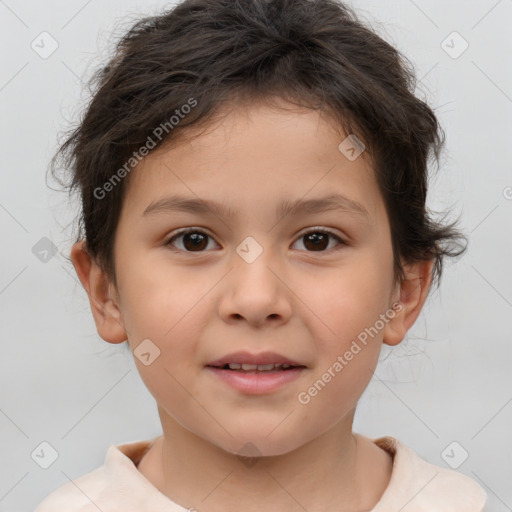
[142,195,238,218]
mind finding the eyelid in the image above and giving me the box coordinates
[168,226,214,238]
[295,225,345,240]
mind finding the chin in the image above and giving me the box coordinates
[211,429,305,459]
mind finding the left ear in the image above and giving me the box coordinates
[382,259,434,347]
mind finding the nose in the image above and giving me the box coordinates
[217,244,293,328]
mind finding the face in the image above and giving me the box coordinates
[104,100,403,456]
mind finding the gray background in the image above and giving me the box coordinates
[1,0,511,510]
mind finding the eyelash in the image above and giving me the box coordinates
[165,226,347,253]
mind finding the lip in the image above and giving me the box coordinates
[205,351,307,395]
[206,350,305,367]
[205,366,306,394]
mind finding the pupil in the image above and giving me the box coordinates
[304,233,328,251]
[184,232,207,251]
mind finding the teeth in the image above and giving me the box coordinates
[225,363,294,371]
[256,364,275,371]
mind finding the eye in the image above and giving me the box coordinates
[291,227,345,252]
[165,227,346,253]
[166,228,219,252]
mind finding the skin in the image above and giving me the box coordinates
[72,98,433,512]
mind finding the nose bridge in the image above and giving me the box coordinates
[232,234,280,294]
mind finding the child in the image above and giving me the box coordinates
[36,0,488,510]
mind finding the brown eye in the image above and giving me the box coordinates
[167,230,218,252]
[303,232,329,251]
[182,232,208,251]
[292,228,345,252]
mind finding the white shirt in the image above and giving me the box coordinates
[35,435,487,511]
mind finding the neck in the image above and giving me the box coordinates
[138,411,392,512]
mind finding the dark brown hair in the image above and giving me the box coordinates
[50,0,466,290]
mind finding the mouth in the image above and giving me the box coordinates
[205,351,308,394]
[207,362,305,373]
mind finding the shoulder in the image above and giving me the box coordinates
[370,436,487,512]
[34,463,107,511]
[34,438,160,511]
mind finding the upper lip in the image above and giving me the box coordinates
[206,351,306,367]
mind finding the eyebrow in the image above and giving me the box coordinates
[142,193,370,221]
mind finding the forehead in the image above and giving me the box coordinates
[121,101,385,224]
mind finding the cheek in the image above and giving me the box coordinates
[311,256,393,340]
[127,313,206,425]
[118,271,209,408]
[118,256,209,340]
[302,255,391,400]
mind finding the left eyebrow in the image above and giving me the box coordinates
[275,194,370,221]
[142,193,370,221]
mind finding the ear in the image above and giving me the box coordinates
[382,259,434,347]
[70,241,128,344]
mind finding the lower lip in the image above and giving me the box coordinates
[205,366,306,394]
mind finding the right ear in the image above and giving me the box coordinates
[70,241,127,344]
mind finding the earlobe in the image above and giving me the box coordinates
[382,259,434,347]
[70,241,128,344]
